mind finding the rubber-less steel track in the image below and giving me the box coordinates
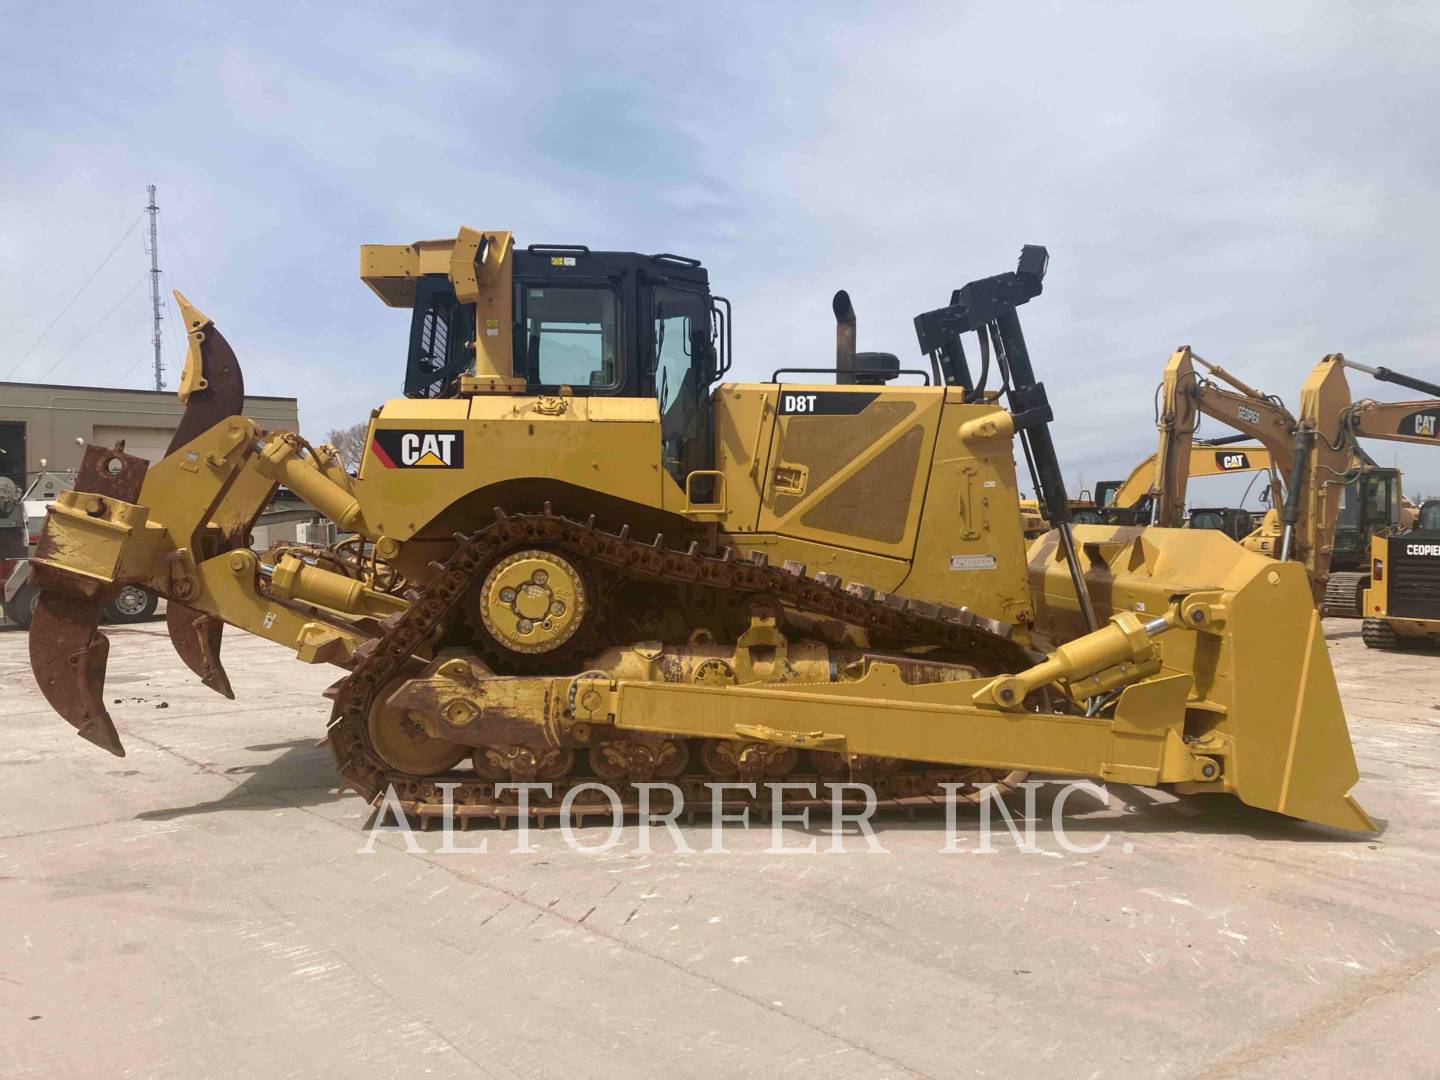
[328,508,1035,820]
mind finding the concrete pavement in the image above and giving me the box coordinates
[1,620,1436,1079]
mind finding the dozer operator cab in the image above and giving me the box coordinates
[363,232,731,488]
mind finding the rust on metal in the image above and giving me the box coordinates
[29,592,124,756]
[167,298,246,453]
[73,441,149,502]
[24,441,149,754]
[167,602,234,699]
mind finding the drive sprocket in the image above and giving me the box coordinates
[463,545,600,672]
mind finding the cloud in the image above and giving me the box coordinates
[1,0,1437,494]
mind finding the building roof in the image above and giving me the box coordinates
[0,380,297,403]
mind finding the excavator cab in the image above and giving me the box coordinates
[1420,500,1440,533]
[1187,507,1256,541]
[1332,467,1401,570]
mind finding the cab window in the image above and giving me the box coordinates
[654,288,702,416]
[518,286,619,389]
[1366,474,1397,522]
[651,286,711,483]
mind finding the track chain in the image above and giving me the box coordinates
[328,508,1033,820]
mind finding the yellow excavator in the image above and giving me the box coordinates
[24,235,1373,831]
[1019,444,1274,539]
[1087,442,1277,529]
[1153,349,1436,615]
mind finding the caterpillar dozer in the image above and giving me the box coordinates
[24,233,1374,832]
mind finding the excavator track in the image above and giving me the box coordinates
[1323,571,1367,619]
[327,508,1035,822]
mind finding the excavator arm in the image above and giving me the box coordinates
[1110,443,1274,510]
[1343,398,1440,445]
[1153,347,1300,527]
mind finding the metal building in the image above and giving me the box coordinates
[0,381,304,547]
[0,381,297,476]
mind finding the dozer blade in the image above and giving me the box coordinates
[167,602,234,699]
[1030,525,1376,833]
[30,591,124,756]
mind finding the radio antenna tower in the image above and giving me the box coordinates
[146,184,163,390]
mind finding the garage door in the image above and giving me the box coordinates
[91,425,176,464]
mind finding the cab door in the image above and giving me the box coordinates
[755,385,944,559]
[646,284,715,487]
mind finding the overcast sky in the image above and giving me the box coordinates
[3,2,1438,500]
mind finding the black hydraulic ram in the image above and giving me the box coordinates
[1340,358,1440,398]
[1278,428,1313,563]
[914,246,1101,632]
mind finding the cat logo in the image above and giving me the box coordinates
[1399,409,1439,439]
[371,429,465,469]
[1216,451,1252,470]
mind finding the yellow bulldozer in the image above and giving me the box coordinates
[25,233,1373,831]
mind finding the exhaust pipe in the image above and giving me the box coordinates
[833,290,856,384]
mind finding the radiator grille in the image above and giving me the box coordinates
[1387,537,1440,619]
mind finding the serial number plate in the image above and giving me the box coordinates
[949,554,997,571]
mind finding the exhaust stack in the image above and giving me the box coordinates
[833,289,857,384]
